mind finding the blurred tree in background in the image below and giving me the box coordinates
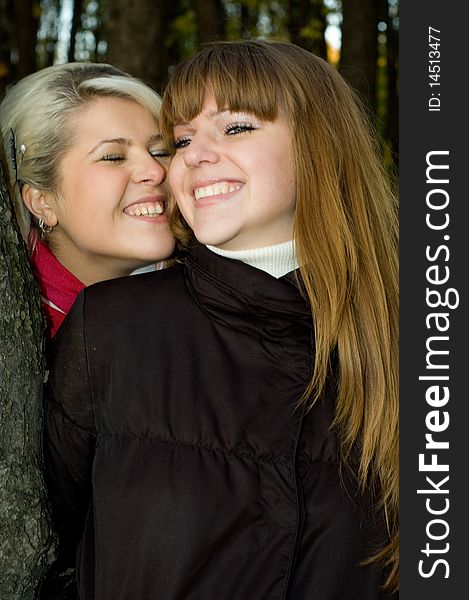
[0,0,399,168]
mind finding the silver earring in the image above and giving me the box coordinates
[38,218,54,237]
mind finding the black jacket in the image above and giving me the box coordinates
[44,242,395,599]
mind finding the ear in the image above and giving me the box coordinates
[21,184,59,228]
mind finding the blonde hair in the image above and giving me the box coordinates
[0,62,162,241]
[160,40,399,590]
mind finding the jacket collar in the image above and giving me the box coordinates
[184,240,311,323]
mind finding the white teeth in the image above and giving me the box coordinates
[126,201,164,217]
[194,183,241,201]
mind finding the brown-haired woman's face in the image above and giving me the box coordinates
[168,91,296,250]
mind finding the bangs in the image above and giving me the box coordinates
[160,42,282,145]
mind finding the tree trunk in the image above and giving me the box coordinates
[104,0,176,93]
[68,0,84,63]
[13,0,38,80]
[0,165,55,598]
[287,0,327,60]
[239,2,257,39]
[195,0,226,47]
[339,0,380,110]
[0,0,13,97]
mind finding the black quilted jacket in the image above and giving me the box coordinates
[43,242,395,599]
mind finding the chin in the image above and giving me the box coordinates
[137,239,176,262]
[192,229,236,249]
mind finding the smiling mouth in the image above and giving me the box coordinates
[124,200,165,217]
[194,183,241,201]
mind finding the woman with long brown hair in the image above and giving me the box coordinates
[44,40,398,598]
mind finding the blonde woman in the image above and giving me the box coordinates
[0,63,174,337]
[44,40,398,598]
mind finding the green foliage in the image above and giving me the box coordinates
[166,8,197,58]
[300,18,327,43]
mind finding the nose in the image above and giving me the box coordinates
[183,134,219,168]
[133,154,167,186]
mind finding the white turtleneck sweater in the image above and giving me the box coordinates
[206,240,299,279]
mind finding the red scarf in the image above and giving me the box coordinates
[29,237,85,338]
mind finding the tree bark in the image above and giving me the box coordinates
[0,165,55,598]
[339,0,380,110]
[104,0,177,93]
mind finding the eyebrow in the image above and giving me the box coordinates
[88,134,164,155]
[208,109,228,118]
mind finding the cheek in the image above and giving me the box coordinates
[271,148,295,197]
[254,154,290,195]
[168,159,184,193]
[60,174,90,209]
[176,198,193,225]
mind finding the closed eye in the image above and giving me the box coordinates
[150,149,171,159]
[101,154,125,163]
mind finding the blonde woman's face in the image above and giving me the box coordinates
[45,97,175,284]
[168,91,296,250]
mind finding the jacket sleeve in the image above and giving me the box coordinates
[43,289,96,577]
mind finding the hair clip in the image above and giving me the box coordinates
[8,129,27,182]
[9,129,18,180]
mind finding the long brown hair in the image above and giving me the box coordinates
[160,40,399,590]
